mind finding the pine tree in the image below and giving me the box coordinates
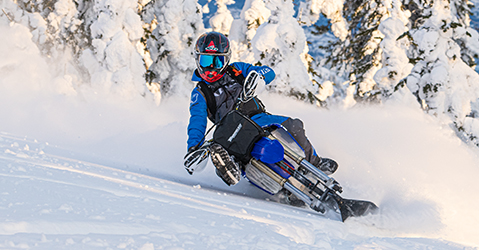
[306,0,479,146]
[321,0,390,103]
[298,0,350,105]
[251,0,315,100]
[373,0,412,98]
[209,0,234,34]
[142,0,205,98]
[10,0,84,66]
[9,0,93,94]
[229,0,270,62]
[307,0,419,106]
[10,0,149,99]
[77,0,147,99]
[405,0,479,147]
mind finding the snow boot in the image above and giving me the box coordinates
[210,143,241,186]
[305,157,339,176]
[316,157,338,175]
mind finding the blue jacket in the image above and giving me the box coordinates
[187,62,276,150]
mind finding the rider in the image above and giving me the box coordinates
[186,31,338,186]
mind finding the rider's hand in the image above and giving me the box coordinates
[187,146,197,154]
[184,146,196,160]
[255,75,266,94]
[242,71,263,101]
[184,146,197,174]
[184,145,211,175]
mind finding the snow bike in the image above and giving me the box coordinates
[184,71,378,222]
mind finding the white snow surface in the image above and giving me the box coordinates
[1,19,479,250]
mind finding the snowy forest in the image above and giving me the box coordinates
[2,1,479,249]
[1,0,479,148]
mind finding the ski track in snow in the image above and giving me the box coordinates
[0,134,320,248]
[0,133,477,250]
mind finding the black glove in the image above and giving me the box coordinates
[185,146,197,158]
[184,147,197,175]
[184,145,209,175]
[188,146,196,153]
[241,70,262,102]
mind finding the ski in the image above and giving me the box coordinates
[275,159,377,221]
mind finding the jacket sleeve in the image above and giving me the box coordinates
[231,62,276,85]
[187,87,208,150]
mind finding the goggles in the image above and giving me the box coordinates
[199,54,225,69]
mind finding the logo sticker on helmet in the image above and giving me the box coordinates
[205,41,218,52]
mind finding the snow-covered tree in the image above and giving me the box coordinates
[321,1,392,103]
[142,0,205,98]
[229,0,270,62]
[298,0,350,106]
[209,0,234,34]
[404,0,479,147]
[251,0,315,100]
[307,0,415,107]
[4,0,479,147]
[7,0,149,99]
[299,0,348,39]
[304,0,479,146]
[373,1,413,98]
[12,0,76,55]
[76,0,147,99]
[4,0,85,95]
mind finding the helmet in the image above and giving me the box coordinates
[194,32,231,82]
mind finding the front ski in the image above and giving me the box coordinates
[325,192,378,221]
[339,198,378,221]
[272,154,378,221]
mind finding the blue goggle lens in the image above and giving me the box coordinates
[199,55,225,69]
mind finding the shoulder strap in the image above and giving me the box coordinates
[196,80,217,118]
[226,65,245,85]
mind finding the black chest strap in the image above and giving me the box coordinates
[225,65,245,84]
[196,79,217,118]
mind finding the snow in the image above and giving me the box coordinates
[1,8,479,250]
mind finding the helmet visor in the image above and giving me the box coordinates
[199,55,225,69]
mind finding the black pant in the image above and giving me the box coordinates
[280,118,321,166]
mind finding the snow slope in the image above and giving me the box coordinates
[1,19,479,249]
[1,130,476,250]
